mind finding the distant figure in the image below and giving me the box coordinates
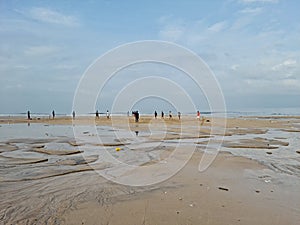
[197,111,200,120]
[154,111,157,119]
[72,111,75,119]
[169,111,172,119]
[27,111,31,120]
[161,111,164,119]
[178,112,181,120]
[52,110,55,119]
[132,111,139,122]
[96,110,99,118]
[106,110,110,119]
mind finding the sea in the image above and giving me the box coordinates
[1,107,300,118]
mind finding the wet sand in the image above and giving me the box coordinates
[63,152,300,225]
[0,115,300,224]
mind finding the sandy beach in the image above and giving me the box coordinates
[0,115,300,225]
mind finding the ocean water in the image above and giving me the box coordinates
[1,107,300,118]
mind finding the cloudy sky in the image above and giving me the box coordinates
[0,0,299,114]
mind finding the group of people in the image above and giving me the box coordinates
[154,110,181,120]
[95,110,110,119]
[26,109,201,122]
[27,110,56,120]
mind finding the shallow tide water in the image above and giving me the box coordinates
[1,121,300,180]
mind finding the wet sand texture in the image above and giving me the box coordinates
[0,115,299,224]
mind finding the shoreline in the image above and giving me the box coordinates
[1,114,299,125]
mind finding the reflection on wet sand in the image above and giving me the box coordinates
[222,137,289,149]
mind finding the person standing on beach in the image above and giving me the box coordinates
[96,110,99,118]
[178,111,181,120]
[154,111,157,119]
[72,111,75,119]
[132,111,139,122]
[197,111,200,120]
[169,111,172,119]
[27,111,31,120]
[52,110,55,119]
[161,111,164,119]
[106,110,110,119]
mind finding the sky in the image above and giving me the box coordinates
[0,0,299,114]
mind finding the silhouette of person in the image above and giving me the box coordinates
[178,112,181,120]
[52,110,55,119]
[169,111,172,119]
[132,111,139,122]
[106,110,110,119]
[72,111,75,119]
[96,110,99,118]
[154,111,157,119]
[27,111,31,120]
[161,111,164,119]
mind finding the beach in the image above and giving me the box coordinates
[2,0,300,224]
[0,115,300,224]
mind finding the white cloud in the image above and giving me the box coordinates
[231,64,240,71]
[239,0,278,3]
[24,45,60,56]
[283,59,297,66]
[29,7,79,27]
[242,77,300,95]
[239,7,263,14]
[272,59,297,71]
[14,65,31,69]
[4,83,23,90]
[208,21,227,32]
[282,79,300,89]
[158,16,186,42]
[159,24,184,42]
[53,64,79,70]
[157,13,300,89]
[230,16,254,30]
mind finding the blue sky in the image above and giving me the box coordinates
[0,0,299,114]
